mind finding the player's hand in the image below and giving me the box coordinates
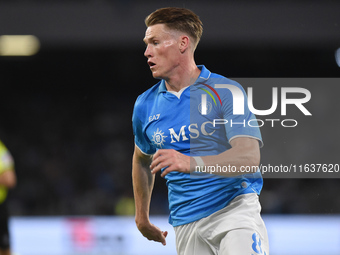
[137,221,168,245]
[150,149,190,177]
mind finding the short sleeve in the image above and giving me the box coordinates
[220,81,263,147]
[132,97,156,155]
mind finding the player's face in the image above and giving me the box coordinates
[143,24,182,80]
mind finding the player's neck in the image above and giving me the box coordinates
[165,61,200,92]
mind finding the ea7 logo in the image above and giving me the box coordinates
[200,85,312,116]
[149,114,160,122]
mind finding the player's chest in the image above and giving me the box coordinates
[144,93,223,150]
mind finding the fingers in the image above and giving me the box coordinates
[151,157,176,176]
[150,149,165,169]
[141,223,168,246]
[150,149,190,177]
[161,231,168,246]
[152,229,167,245]
[150,149,171,174]
[150,158,166,174]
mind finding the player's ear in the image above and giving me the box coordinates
[179,35,190,53]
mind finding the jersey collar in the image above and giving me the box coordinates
[158,80,167,94]
[157,65,211,94]
[195,65,211,84]
[191,65,212,91]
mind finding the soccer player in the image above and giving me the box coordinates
[132,7,269,255]
[0,140,16,255]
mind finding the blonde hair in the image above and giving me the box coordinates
[145,7,203,49]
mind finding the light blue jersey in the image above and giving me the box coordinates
[132,65,263,227]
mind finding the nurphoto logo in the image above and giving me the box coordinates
[199,84,312,128]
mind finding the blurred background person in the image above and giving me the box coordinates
[0,140,17,255]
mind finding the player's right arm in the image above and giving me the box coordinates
[132,145,168,245]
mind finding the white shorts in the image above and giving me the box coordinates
[174,193,269,255]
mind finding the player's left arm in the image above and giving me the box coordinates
[150,136,260,177]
